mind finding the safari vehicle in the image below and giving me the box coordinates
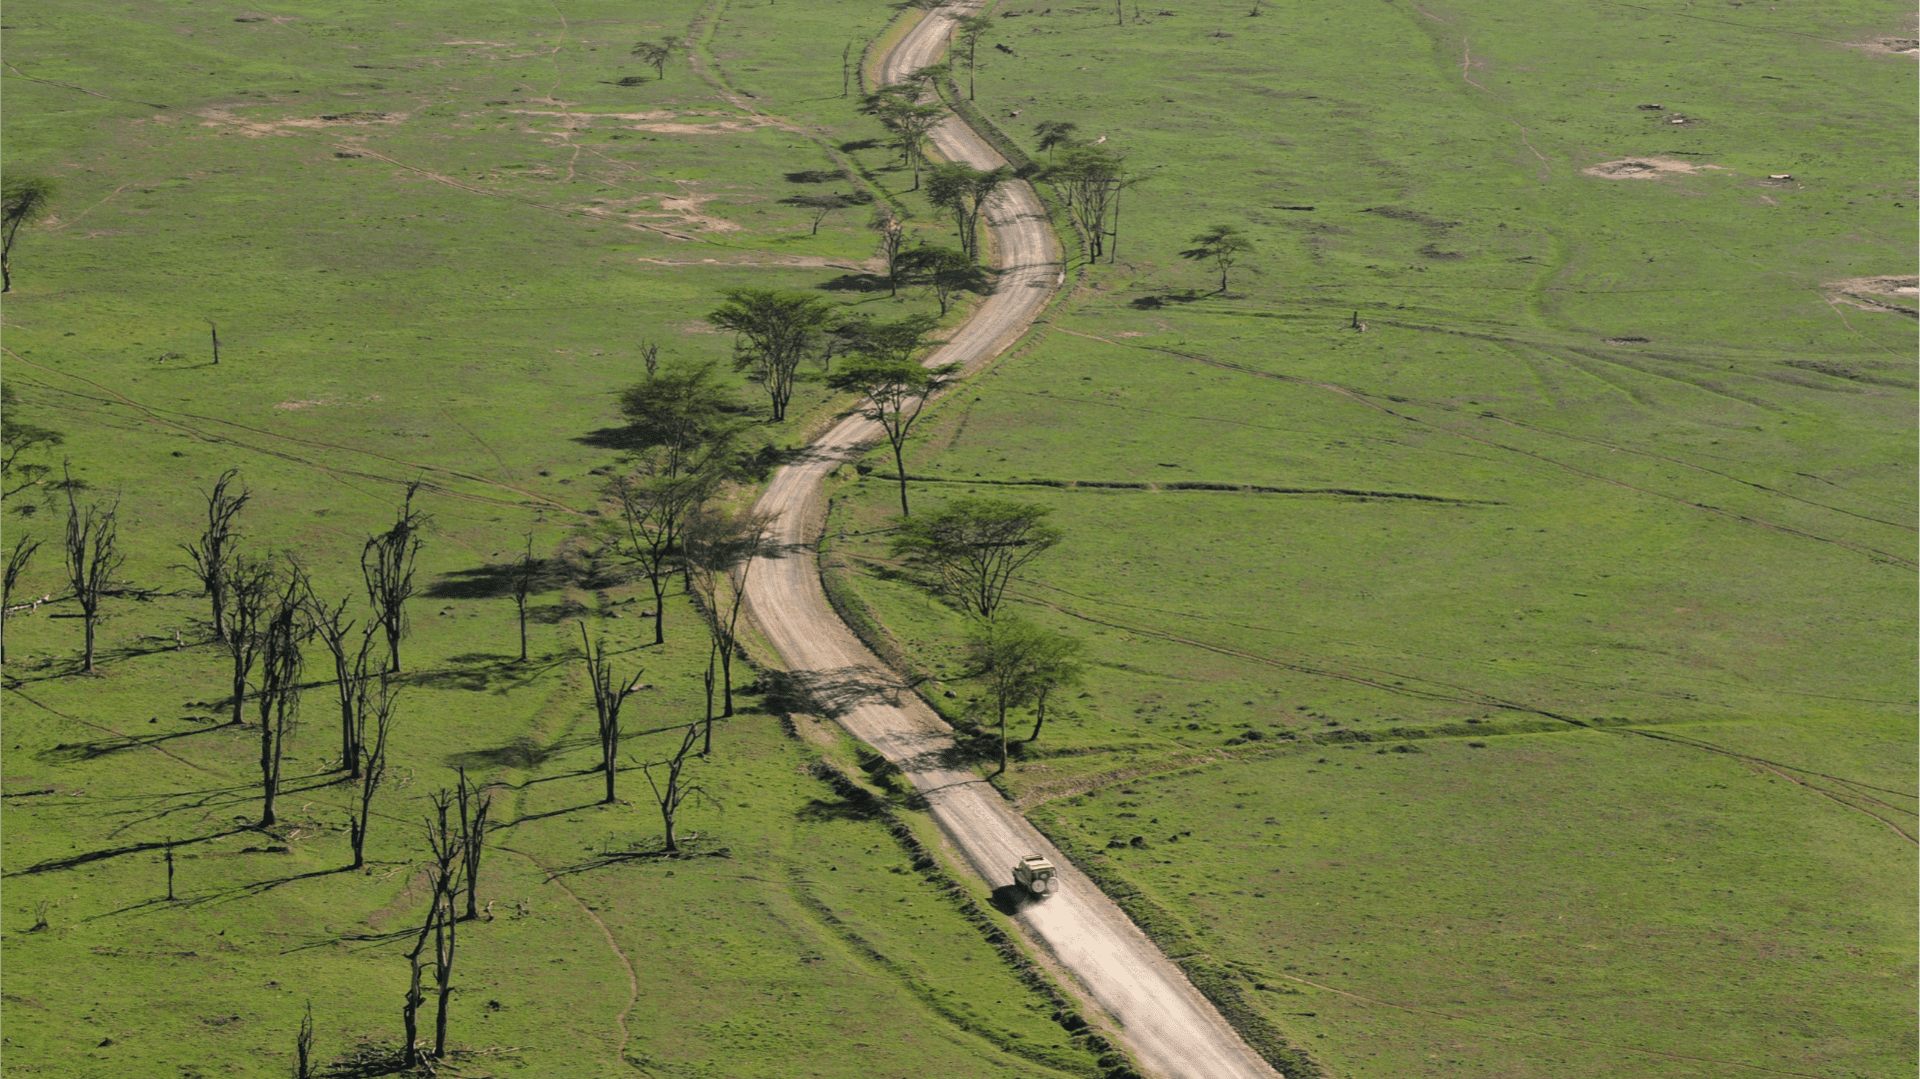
[1013,855,1057,897]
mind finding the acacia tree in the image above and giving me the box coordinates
[827,342,956,515]
[707,289,838,422]
[608,359,744,644]
[868,209,909,297]
[345,673,395,870]
[182,468,250,640]
[782,191,866,235]
[643,722,705,852]
[681,506,777,740]
[2,534,40,663]
[861,85,943,190]
[889,496,1063,619]
[62,469,123,674]
[2,176,56,294]
[1033,120,1079,162]
[362,484,426,673]
[955,15,995,99]
[1047,145,1131,261]
[927,163,1012,262]
[632,38,674,79]
[580,623,643,804]
[1181,223,1253,292]
[2,384,64,508]
[964,616,1085,775]
[254,570,306,828]
[902,245,991,316]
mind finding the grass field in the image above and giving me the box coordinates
[815,0,1917,1075]
[0,0,1126,1075]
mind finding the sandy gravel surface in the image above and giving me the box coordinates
[743,9,1282,1076]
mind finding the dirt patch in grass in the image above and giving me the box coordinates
[1822,275,1919,317]
[1849,36,1918,56]
[1581,157,1713,179]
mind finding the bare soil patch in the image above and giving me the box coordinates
[1821,275,1919,317]
[1581,157,1710,179]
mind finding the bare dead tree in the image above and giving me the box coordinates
[580,622,643,805]
[255,569,307,828]
[2,533,40,663]
[639,339,660,377]
[62,465,122,674]
[347,676,395,870]
[306,592,376,776]
[224,557,272,725]
[361,483,426,674]
[455,767,492,921]
[404,791,462,1067]
[605,467,710,647]
[642,722,705,852]
[682,506,777,740]
[294,1001,314,1079]
[181,468,249,640]
[510,533,539,663]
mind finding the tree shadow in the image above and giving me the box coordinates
[35,719,241,764]
[821,272,891,293]
[796,794,891,823]
[1129,289,1205,310]
[393,653,563,694]
[6,825,253,877]
[444,736,559,772]
[784,665,926,719]
[784,169,840,184]
[837,139,881,152]
[541,837,731,880]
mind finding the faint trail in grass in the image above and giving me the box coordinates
[1049,327,1917,567]
[497,844,639,1069]
[5,685,213,772]
[2,63,172,109]
[1003,587,1915,841]
[4,350,580,515]
[44,181,136,232]
[1479,410,1917,533]
[1263,969,1836,1079]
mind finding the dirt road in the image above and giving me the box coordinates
[743,8,1283,1078]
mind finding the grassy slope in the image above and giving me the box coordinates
[1,0,1109,1075]
[819,0,1917,1075]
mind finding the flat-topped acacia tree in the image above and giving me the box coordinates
[707,289,837,422]
[889,496,1063,620]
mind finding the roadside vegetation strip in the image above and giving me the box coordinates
[872,471,1502,504]
[1037,820,1324,1079]
[804,758,1131,1079]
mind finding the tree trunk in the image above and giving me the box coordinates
[891,440,911,516]
[433,909,456,1058]
[258,718,277,827]
[1026,688,1050,742]
[82,611,97,673]
[649,573,666,645]
[516,594,528,662]
[402,953,424,1065]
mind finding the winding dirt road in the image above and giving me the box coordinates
[743,8,1282,1078]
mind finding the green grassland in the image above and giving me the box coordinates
[0,0,1122,1075]
[816,0,1917,1075]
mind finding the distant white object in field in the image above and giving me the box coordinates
[1092,134,1107,144]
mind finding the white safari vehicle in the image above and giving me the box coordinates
[1013,854,1058,897]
